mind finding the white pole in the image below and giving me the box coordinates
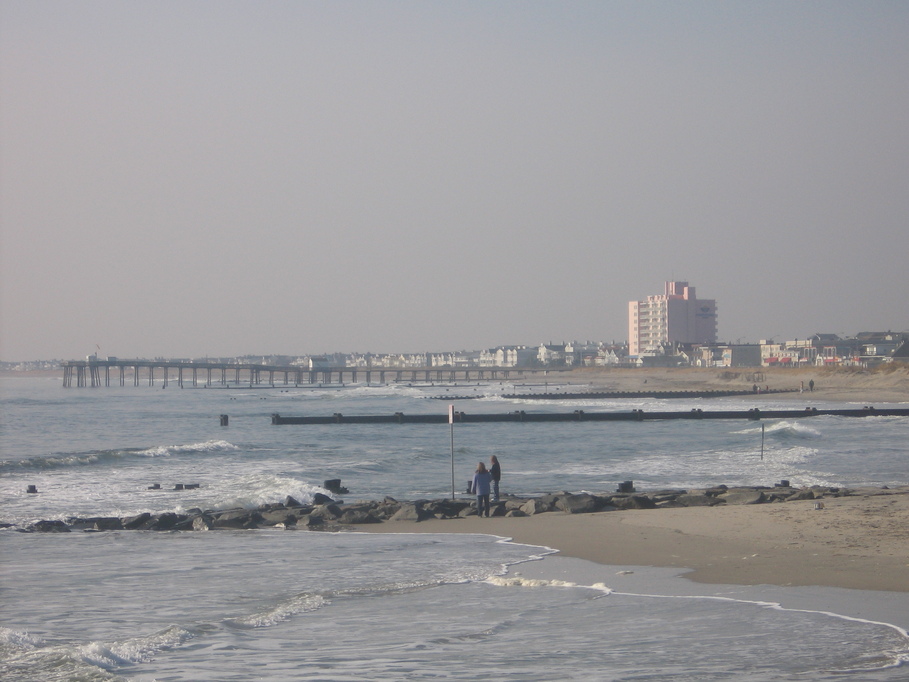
[449,404,455,500]
[761,423,765,460]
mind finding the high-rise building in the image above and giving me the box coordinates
[628,281,717,356]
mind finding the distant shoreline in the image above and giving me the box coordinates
[4,365,907,403]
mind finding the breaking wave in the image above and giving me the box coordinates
[0,440,240,472]
[734,420,822,438]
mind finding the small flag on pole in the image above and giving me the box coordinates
[449,404,454,424]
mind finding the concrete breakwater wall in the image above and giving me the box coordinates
[271,406,909,425]
[433,388,798,401]
[11,484,907,533]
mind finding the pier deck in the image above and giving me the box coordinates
[60,359,557,388]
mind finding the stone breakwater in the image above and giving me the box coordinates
[9,484,906,533]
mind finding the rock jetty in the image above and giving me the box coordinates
[9,483,906,533]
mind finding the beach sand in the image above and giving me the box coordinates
[560,364,909,404]
[358,489,909,593]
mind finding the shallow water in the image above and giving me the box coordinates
[2,532,907,681]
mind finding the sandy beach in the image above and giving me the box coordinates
[562,364,909,404]
[358,488,909,593]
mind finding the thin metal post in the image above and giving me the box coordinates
[449,404,455,500]
[760,423,765,460]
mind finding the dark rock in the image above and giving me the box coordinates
[310,504,342,521]
[503,498,529,511]
[676,494,721,507]
[720,490,766,505]
[30,520,70,533]
[284,496,302,508]
[66,516,121,531]
[369,504,400,520]
[520,498,551,515]
[426,500,469,519]
[312,492,336,505]
[259,510,297,526]
[490,502,508,517]
[339,509,381,524]
[257,502,287,512]
[786,489,816,501]
[323,479,350,495]
[612,495,657,510]
[556,493,602,514]
[92,517,124,531]
[390,502,436,522]
[146,513,186,530]
[650,490,688,504]
[211,510,264,529]
[655,499,687,509]
[539,493,563,509]
[286,506,315,522]
[766,489,794,502]
[121,512,152,529]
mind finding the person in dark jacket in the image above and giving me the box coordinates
[472,462,492,517]
[489,455,501,501]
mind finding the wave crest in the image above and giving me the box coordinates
[0,440,240,472]
[227,594,328,628]
[136,440,240,457]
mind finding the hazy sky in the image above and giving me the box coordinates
[2,1,907,361]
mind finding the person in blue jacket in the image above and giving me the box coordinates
[472,462,493,517]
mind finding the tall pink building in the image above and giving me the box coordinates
[628,281,717,356]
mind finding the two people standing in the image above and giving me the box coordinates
[472,455,502,518]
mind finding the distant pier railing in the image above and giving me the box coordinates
[60,359,559,388]
[271,406,909,425]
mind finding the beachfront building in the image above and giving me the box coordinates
[628,281,718,357]
[479,346,537,367]
[594,344,626,366]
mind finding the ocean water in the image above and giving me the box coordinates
[2,376,908,680]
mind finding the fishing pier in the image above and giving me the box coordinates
[60,359,549,388]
